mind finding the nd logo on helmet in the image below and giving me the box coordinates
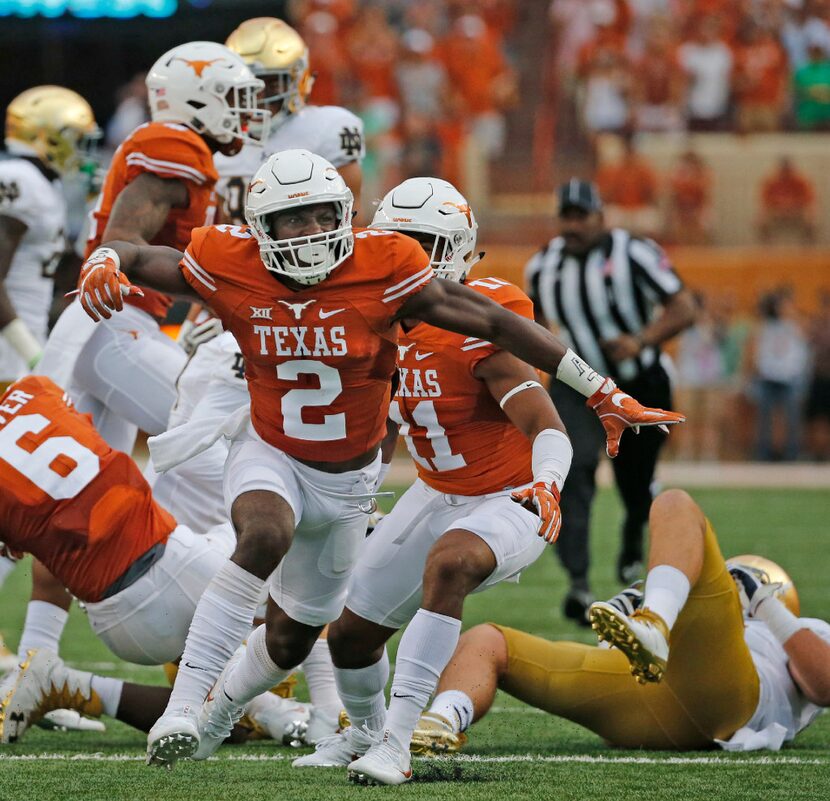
[172,58,223,77]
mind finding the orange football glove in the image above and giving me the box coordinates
[74,248,142,321]
[587,378,685,458]
[511,483,562,543]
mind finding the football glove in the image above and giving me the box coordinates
[177,316,224,355]
[511,482,562,543]
[37,709,106,733]
[729,565,783,617]
[74,248,142,321]
[586,378,686,458]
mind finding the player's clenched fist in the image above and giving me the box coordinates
[75,247,142,321]
[512,482,562,543]
[587,378,685,458]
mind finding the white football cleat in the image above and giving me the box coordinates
[303,706,340,745]
[292,725,374,767]
[589,602,670,683]
[194,653,248,760]
[245,691,310,745]
[411,711,467,754]
[146,707,200,768]
[0,637,18,675]
[348,730,413,786]
[0,649,102,744]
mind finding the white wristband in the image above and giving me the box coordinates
[555,348,606,398]
[2,318,42,368]
[88,246,121,269]
[531,428,573,491]
[754,595,805,645]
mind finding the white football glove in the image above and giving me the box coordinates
[177,316,224,355]
[37,709,106,733]
[729,565,783,617]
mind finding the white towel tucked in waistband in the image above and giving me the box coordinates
[148,404,251,473]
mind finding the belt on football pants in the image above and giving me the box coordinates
[99,540,167,601]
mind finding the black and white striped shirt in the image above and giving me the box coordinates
[525,229,683,382]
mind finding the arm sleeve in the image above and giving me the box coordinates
[0,162,42,227]
[628,238,684,301]
[124,128,215,187]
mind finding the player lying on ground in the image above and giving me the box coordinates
[0,376,310,745]
[76,148,683,769]
[412,489,830,753]
[290,177,570,785]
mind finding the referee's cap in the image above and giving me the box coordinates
[557,179,603,214]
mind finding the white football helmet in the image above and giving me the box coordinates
[146,41,270,146]
[371,177,479,282]
[245,149,354,286]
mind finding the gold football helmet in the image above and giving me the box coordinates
[5,86,99,174]
[225,17,314,126]
[728,554,800,616]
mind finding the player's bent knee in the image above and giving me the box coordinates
[650,488,699,521]
[424,537,493,595]
[264,621,320,670]
[466,624,509,673]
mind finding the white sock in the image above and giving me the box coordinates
[428,690,474,733]
[643,565,690,631]
[165,560,264,712]
[17,601,69,657]
[385,609,461,750]
[224,624,289,705]
[90,675,124,718]
[0,556,15,590]
[301,638,342,718]
[334,649,390,732]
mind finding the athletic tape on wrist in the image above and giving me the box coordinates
[2,318,42,366]
[555,348,606,398]
[531,428,573,491]
[755,595,805,644]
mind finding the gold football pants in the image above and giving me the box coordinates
[494,521,759,749]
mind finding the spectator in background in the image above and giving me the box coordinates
[793,37,830,129]
[805,291,830,461]
[299,11,350,106]
[678,15,734,131]
[758,157,817,243]
[781,0,830,70]
[747,289,809,462]
[665,149,712,244]
[595,136,660,237]
[733,21,788,132]
[347,5,400,109]
[105,73,148,150]
[632,16,686,132]
[439,14,517,159]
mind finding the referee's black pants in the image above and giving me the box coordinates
[549,362,673,585]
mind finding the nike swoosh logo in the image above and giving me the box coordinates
[610,393,630,408]
[184,661,210,672]
[414,352,433,361]
[392,692,415,699]
[319,308,346,319]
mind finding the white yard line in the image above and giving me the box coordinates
[0,753,825,765]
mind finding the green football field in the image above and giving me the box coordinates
[1,486,829,801]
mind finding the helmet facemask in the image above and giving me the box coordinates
[251,199,354,286]
[255,61,315,128]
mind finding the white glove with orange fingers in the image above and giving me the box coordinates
[586,377,686,458]
[511,482,562,543]
[74,247,143,321]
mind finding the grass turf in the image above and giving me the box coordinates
[1,486,829,801]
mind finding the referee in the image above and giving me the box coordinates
[526,179,697,624]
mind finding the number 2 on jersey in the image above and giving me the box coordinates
[0,414,100,499]
[278,360,346,441]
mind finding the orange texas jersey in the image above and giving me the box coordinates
[85,122,219,320]
[0,376,176,602]
[391,276,535,496]
[180,225,433,462]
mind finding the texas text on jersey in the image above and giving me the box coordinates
[0,375,175,601]
[179,225,431,461]
[86,122,219,319]
[392,277,535,495]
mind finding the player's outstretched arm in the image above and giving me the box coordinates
[399,279,685,457]
[75,242,197,321]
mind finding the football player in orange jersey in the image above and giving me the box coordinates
[0,375,236,742]
[75,148,684,769]
[291,178,567,782]
[38,41,268,455]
